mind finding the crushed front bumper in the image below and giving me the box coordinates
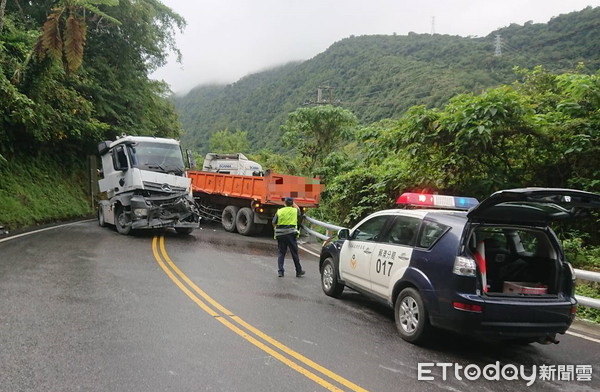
[130,193,200,230]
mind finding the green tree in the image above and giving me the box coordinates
[208,129,250,153]
[281,105,358,174]
[34,0,120,77]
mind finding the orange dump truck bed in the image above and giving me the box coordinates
[188,170,323,207]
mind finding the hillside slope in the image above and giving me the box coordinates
[175,6,600,153]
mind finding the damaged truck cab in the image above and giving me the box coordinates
[97,135,200,235]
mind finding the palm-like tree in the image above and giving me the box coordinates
[35,0,120,77]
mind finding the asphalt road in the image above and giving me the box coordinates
[0,220,598,392]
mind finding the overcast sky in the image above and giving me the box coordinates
[150,0,600,95]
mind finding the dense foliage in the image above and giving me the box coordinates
[176,6,600,155]
[0,155,91,227]
[313,67,600,229]
[0,0,185,163]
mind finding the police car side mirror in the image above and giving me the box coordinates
[338,228,350,240]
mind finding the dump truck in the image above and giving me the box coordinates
[97,135,200,235]
[189,153,323,235]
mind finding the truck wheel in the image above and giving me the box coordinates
[115,205,132,235]
[222,206,239,232]
[175,227,194,235]
[236,207,255,236]
[394,288,431,344]
[321,257,344,298]
[98,207,107,227]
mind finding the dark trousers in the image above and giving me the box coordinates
[277,233,302,274]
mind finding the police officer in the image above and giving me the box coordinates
[272,197,305,277]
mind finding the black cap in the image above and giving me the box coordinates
[284,197,294,205]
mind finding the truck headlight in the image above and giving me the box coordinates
[133,208,148,217]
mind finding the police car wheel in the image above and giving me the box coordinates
[395,288,430,344]
[321,257,344,298]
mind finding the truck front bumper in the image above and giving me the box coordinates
[130,194,200,230]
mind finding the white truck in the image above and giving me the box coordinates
[96,135,200,235]
[201,153,263,176]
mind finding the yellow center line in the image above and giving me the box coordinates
[152,236,369,392]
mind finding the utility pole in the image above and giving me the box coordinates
[494,34,502,57]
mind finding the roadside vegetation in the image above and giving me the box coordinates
[0,156,91,228]
[1,0,184,228]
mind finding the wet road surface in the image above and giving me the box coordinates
[0,220,598,391]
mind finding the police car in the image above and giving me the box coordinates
[319,188,600,345]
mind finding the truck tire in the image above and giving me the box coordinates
[236,207,255,236]
[115,205,132,235]
[98,207,107,227]
[222,206,239,232]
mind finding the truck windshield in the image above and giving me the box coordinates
[131,142,185,175]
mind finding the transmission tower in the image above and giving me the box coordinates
[431,16,435,35]
[317,85,333,104]
[494,34,502,57]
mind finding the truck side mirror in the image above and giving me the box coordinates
[113,146,129,171]
[338,228,350,240]
[186,149,195,169]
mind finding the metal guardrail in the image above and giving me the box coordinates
[574,269,600,310]
[301,215,600,311]
[301,215,345,241]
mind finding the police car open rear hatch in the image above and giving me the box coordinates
[467,188,600,225]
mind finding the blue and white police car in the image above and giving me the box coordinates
[319,188,600,345]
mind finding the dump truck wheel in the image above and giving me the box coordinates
[115,205,132,235]
[236,207,255,236]
[222,206,239,232]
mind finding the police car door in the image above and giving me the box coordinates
[369,215,421,299]
[339,215,392,293]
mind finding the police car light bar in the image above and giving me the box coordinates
[396,193,479,210]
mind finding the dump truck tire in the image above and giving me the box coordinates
[236,207,255,236]
[222,206,239,232]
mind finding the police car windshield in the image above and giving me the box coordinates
[131,142,185,174]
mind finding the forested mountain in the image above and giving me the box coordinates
[175,6,600,153]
